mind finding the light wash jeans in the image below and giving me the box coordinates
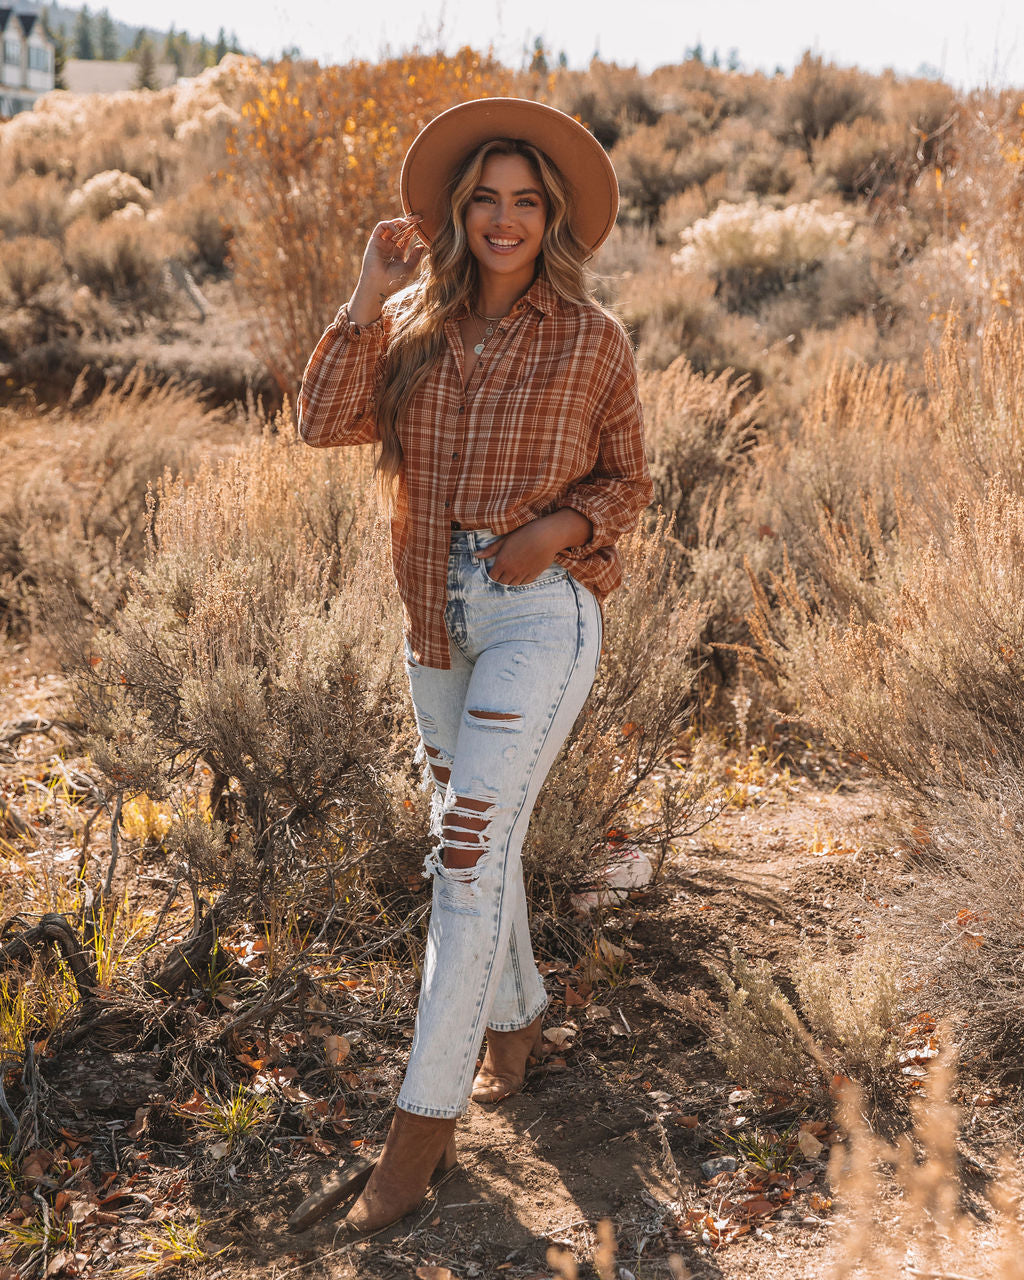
[395,527,602,1118]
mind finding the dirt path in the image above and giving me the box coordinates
[236,772,890,1280]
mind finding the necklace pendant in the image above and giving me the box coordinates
[473,341,485,355]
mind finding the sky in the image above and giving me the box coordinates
[106,0,1024,88]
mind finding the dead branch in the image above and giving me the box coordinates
[219,973,308,1042]
[145,901,219,997]
[0,912,98,997]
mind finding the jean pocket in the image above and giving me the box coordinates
[480,560,569,592]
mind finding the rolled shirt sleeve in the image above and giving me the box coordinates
[296,303,391,448]
[560,327,654,556]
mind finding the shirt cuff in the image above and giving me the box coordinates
[331,302,386,340]
[558,501,604,558]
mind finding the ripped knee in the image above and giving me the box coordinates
[422,789,499,914]
[423,743,451,788]
[442,796,490,870]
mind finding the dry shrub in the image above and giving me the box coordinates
[0,236,64,306]
[616,268,728,372]
[672,198,856,307]
[69,430,423,902]
[0,374,233,635]
[778,52,878,160]
[813,116,912,198]
[163,185,235,275]
[64,217,182,309]
[551,63,660,149]
[611,119,725,225]
[0,171,69,239]
[228,51,513,395]
[713,934,904,1102]
[68,169,154,221]
[642,356,763,547]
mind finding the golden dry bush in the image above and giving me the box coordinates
[0,235,64,306]
[0,374,234,635]
[64,216,184,309]
[228,51,513,395]
[0,171,69,239]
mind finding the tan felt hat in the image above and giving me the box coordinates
[400,97,619,253]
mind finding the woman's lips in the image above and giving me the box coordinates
[484,236,524,254]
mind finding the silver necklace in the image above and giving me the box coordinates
[470,308,507,356]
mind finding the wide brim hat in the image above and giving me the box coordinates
[400,97,619,254]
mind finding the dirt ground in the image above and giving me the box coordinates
[0,656,1016,1280]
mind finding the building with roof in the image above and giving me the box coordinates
[0,4,55,115]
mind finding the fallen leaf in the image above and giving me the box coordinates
[208,1141,230,1160]
[127,1106,150,1139]
[415,1267,453,1279]
[808,1193,833,1212]
[543,1026,575,1047]
[175,1091,209,1115]
[588,1005,611,1020]
[795,1172,816,1188]
[20,1150,52,1183]
[675,1114,700,1129]
[737,1197,777,1219]
[564,984,587,1007]
[324,1034,351,1066]
[797,1130,824,1159]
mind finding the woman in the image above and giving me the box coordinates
[294,97,653,1236]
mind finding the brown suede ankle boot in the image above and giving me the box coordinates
[470,1014,544,1105]
[342,1109,457,1236]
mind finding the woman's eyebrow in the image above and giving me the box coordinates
[473,184,545,197]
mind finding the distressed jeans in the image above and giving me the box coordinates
[395,527,602,1118]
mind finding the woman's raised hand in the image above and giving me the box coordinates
[348,215,424,326]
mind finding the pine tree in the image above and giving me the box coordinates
[133,34,157,89]
[73,6,96,60]
[96,8,117,59]
[164,26,184,75]
[214,26,227,64]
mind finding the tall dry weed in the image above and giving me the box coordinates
[749,317,1024,1068]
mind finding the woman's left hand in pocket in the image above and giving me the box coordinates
[475,519,564,586]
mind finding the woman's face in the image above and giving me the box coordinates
[463,152,549,290]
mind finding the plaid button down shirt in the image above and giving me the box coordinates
[297,275,653,669]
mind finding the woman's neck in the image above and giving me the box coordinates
[474,271,537,319]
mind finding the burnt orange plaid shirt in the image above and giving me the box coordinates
[297,275,653,669]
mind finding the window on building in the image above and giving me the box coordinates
[3,39,22,65]
[28,46,50,72]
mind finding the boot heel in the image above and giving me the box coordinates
[431,1136,458,1180]
[287,1156,375,1231]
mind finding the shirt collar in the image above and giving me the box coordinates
[452,274,560,322]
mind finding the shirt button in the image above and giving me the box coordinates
[444,500,450,508]
[451,451,459,459]
[457,405,465,414]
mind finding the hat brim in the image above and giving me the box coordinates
[400,97,619,255]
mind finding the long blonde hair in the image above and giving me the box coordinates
[374,138,596,503]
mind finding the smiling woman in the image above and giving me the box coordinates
[294,96,652,1236]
